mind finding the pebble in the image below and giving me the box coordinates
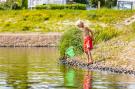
[59,59,135,76]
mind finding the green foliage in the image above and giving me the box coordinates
[74,0,87,4]
[0,0,22,10]
[59,27,83,56]
[36,4,86,10]
[21,0,28,9]
[0,9,134,32]
[90,0,117,8]
[12,2,21,10]
[105,0,117,8]
[90,0,105,7]
[87,9,135,24]
[0,2,11,10]
[0,0,26,10]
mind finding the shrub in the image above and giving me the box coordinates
[12,2,21,10]
[22,26,30,31]
[0,2,11,10]
[4,22,11,27]
[0,2,21,10]
[21,0,28,9]
[36,4,86,10]
[59,27,83,56]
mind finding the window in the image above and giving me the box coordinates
[118,1,133,10]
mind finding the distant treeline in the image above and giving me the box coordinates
[0,0,117,10]
[75,0,117,8]
[0,0,27,10]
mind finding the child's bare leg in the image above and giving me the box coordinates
[87,53,90,63]
[88,51,93,64]
[85,53,89,63]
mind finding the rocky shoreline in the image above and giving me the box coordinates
[0,33,62,47]
[58,33,135,76]
[60,59,135,76]
[1,32,135,76]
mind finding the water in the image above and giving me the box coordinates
[0,48,135,89]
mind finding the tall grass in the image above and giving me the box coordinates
[59,25,120,56]
[59,27,83,56]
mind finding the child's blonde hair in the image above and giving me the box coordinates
[75,20,89,27]
[75,20,84,26]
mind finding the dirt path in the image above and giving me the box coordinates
[123,15,135,25]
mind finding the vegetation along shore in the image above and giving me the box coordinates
[0,9,135,75]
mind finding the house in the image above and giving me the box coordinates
[28,0,68,8]
[117,0,135,9]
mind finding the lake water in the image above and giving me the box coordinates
[0,48,135,89]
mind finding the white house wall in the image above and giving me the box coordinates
[28,0,44,8]
[133,3,135,9]
[0,0,6,2]
[48,0,66,4]
[28,0,67,8]
[117,0,135,9]
[118,0,135,2]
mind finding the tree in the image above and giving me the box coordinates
[105,0,117,8]
[90,0,105,7]
[12,2,21,10]
[21,0,28,9]
[90,0,117,8]
[74,0,87,4]
[1,0,21,10]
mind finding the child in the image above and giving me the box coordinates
[76,20,93,64]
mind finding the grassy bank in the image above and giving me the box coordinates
[90,22,135,70]
[56,9,135,71]
[0,9,135,32]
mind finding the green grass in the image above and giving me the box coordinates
[36,4,86,10]
[59,25,121,56]
[59,27,83,56]
[0,9,135,32]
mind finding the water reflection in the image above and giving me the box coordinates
[0,48,29,89]
[83,71,92,89]
[0,48,60,89]
[0,48,135,89]
[60,65,78,89]
[65,68,75,87]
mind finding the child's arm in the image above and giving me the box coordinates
[85,27,94,40]
[89,29,94,40]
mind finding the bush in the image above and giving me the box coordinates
[59,27,83,56]
[12,2,21,10]
[22,26,30,31]
[0,2,11,10]
[36,4,86,10]
[21,0,28,9]
[0,2,21,10]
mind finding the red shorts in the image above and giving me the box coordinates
[83,36,93,53]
